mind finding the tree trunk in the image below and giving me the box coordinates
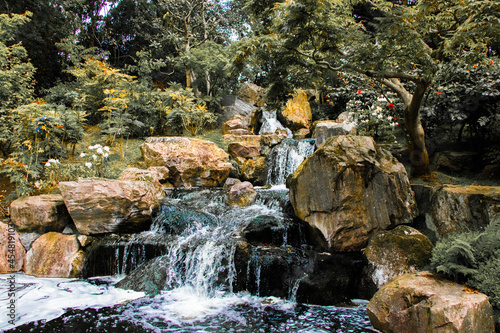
[404,83,429,177]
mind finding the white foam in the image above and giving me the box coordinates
[0,273,145,330]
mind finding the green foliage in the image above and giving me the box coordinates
[242,0,500,174]
[164,85,217,136]
[422,58,500,146]
[39,143,111,190]
[430,219,500,308]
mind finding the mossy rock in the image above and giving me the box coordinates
[364,225,433,287]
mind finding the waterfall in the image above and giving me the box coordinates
[259,110,292,137]
[266,138,316,186]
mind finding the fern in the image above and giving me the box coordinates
[430,219,500,309]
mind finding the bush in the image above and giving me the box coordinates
[429,219,500,308]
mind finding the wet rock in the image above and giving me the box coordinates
[0,222,25,273]
[227,181,257,206]
[425,185,500,238]
[59,178,159,235]
[115,255,169,295]
[312,120,357,148]
[240,156,268,186]
[289,135,418,252]
[233,241,365,305]
[367,272,495,333]
[260,132,288,151]
[82,233,170,277]
[24,232,84,278]
[364,226,433,288]
[223,177,241,190]
[10,194,72,233]
[141,137,233,187]
[279,89,312,132]
[243,215,285,245]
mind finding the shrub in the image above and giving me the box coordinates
[429,219,500,308]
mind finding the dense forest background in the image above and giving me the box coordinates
[0,0,499,199]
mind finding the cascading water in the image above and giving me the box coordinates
[266,138,316,186]
[259,110,292,137]
[2,186,378,332]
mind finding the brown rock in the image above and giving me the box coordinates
[237,82,265,107]
[141,137,233,187]
[228,142,261,159]
[241,156,268,186]
[119,166,171,192]
[367,272,495,333]
[280,89,312,131]
[222,116,246,135]
[289,135,417,251]
[227,181,257,206]
[10,194,72,233]
[293,128,310,139]
[59,178,159,235]
[0,222,25,273]
[364,226,433,288]
[425,185,500,238]
[24,232,84,278]
[223,177,242,190]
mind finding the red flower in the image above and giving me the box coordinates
[490,60,494,65]
[436,91,441,94]
[357,90,362,94]
[388,103,394,109]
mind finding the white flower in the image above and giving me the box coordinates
[85,162,92,168]
[88,145,95,150]
[96,147,103,154]
[48,158,59,164]
[80,152,87,158]
[34,181,40,188]
[92,154,97,160]
[103,153,109,158]
[103,146,110,152]
[45,162,51,167]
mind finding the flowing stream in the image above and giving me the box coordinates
[1,140,379,332]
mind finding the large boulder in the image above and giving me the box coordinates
[24,232,84,278]
[367,272,495,333]
[10,194,72,233]
[141,137,233,187]
[312,120,357,148]
[0,222,25,273]
[289,135,418,251]
[118,166,171,193]
[237,82,265,107]
[364,225,433,288]
[59,178,159,235]
[279,89,312,132]
[425,185,500,238]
